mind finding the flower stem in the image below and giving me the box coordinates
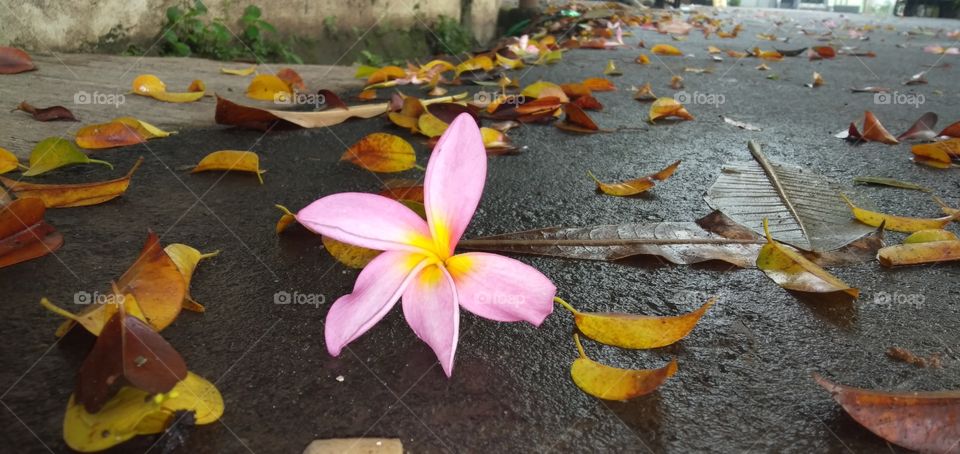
[413,163,426,171]
[199,250,221,260]
[573,333,586,359]
[553,296,578,314]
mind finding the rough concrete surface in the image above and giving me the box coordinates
[1,7,960,454]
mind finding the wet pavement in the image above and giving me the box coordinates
[2,7,960,454]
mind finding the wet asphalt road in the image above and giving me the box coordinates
[2,7,960,454]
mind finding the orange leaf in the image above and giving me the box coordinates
[588,160,681,196]
[911,140,957,168]
[556,103,599,134]
[812,46,836,58]
[75,122,146,149]
[649,97,694,122]
[340,133,416,173]
[861,111,899,145]
[366,66,406,85]
[276,68,306,91]
[560,83,592,97]
[192,151,265,184]
[0,157,143,208]
[651,44,683,56]
[581,77,616,92]
[0,198,63,269]
[0,46,35,74]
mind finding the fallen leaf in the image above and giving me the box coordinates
[0,157,143,207]
[582,77,616,92]
[853,176,930,192]
[304,439,402,454]
[878,239,960,267]
[0,47,35,74]
[231,93,466,129]
[14,101,78,122]
[276,68,306,91]
[75,299,187,413]
[858,111,899,145]
[418,113,449,137]
[603,59,621,76]
[480,127,518,154]
[164,243,218,313]
[365,65,405,85]
[75,117,171,150]
[939,120,960,138]
[378,180,424,203]
[24,138,113,176]
[756,219,859,298]
[245,74,292,101]
[755,63,771,71]
[633,83,656,102]
[132,74,205,103]
[570,334,677,401]
[723,117,762,131]
[807,72,824,88]
[911,140,957,168]
[705,141,875,252]
[572,95,603,111]
[322,236,381,268]
[556,103,600,134]
[886,346,943,368]
[275,204,297,234]
[214,95,292,131]
[814,374,960,452]
[635,54,650,64]
[840,194,957,233]
[0,197,64,268]
[556,297,713,349]
[588,160,680,197]
[316,89,348,110]
[904,229,958,244]
[521,81,570,102]
[850,86,890,93]
[896,112,938,141]
[192,150,265,184]
[0,147,22,174]
[651,44,683,56]
[811,46,836,58]
[776,47,808,57]
[649,97,693,122]
[340,133,416,172]
[904,71,927,85]
[426,103,480,125]
[670,75,684,89]
[754,48,783,60]
[220,66,256,76]
[356,89,377,100]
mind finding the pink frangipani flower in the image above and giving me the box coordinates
[296,114,556,376]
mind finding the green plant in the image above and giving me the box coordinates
[428,15,474,56]
[160,1,301,63]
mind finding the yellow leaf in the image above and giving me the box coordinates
[192,150,265,184]
[756,219,859,297]
[588,160,680,197]
[649,97,694,123]
[221,66,256,76]
[164,243,218,312]
[904,229,958,244]
[0,147,20,174]
[454,55,494,77]
[520,81,569,102]
[131,74,204,103]
[275,204,297,234]
[556,297,712,349]
[651,44,683,56]
[340,133,416,172]
[570,334,678,400]
[0,157,142,208]
[417,113,449,138]
[878,240,960,267]
[246,74,292,101]
[840,194,958,233]
[322,236,381,268]
[603,59,621,76]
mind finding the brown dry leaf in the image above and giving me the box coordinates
[560,83,592,98]
[276,68,306,91]
[0,157,143,208]
[633,83,656,102]
[940,120,960,138]
[635,54,650,64]
[572,95,603,111]
[815,374,960,452]
[840,194,957,233]
[570,334,677,401]
[15,102,78,122]
[811,46,836,58]
[0,46,35,74]
[756,219,859,298]
[0,198,64,269]
[670,75,684,89]
[340,133,416,173]
[556,297,713,349]
[651,44,683,56]
[316,89,348,110]
[649,97,694,122]
[588,160,680,197]
[192,151,265,184]
[322,236,381,268]
[246,74,292,101]
[556,103,600,134]
[131,74,205,103]
[861,111,899,144]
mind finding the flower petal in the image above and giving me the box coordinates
[325,251,431,356]
[424,113,487,257]
[446,252,556,325]
[297,193,434,254]
[402,264,460,377]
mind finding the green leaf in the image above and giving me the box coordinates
[243,5,262,20]
[166,6,183,23]
[24,138,113,177]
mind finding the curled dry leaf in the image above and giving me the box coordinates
[588,160,680,197]
[75,118,172,150]
[0,157,143,208]
[556,297,713,349]
[220,66,256,76]
[861,111,899,144]
[340,133,416,172]
[670,75,684,89]
[853,176,930,192]
[939,120,960,138]
[756,219,859,298]
[15,101,78,121]
[808,72,824,87]
[572,95,603,111]
[570,334,677,401]
[840,194,958,233]
[0,197,64,269]
[896,112,937,141]
[131,74,204,103]
[214,95,291,131]
[811,46,836,58]
[904,71,927,85]
[276,68,306,91]
[75,299,188,413]
[649,97,694,122]
[633,83,656,102]
[24,138,113,177]
[556,103,600,134]
[164,243,219,312]
[64,372,223,453]
[388,96,425,132]
[192,151,265,184]
[911,139,959,169]
[815,374,960,453]
[245,74,292,101]
[275,204,297,234]
[581,77,616,92]
[635,54,650,64]
[0,46,35,74]
[322,236,381,268]
[603,59,621,76]
[651,44,683,56]
[480,127,518,155]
